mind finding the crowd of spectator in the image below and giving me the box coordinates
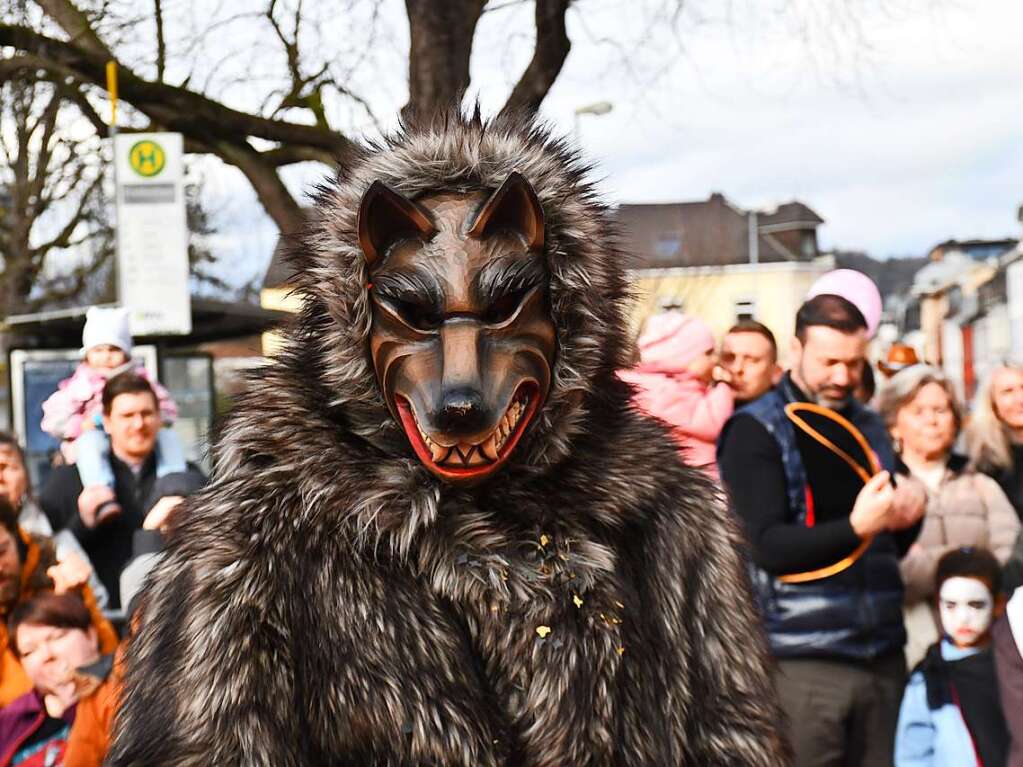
[0,277,1021,765]
[624,269,1023,766]
[0,308,204,764]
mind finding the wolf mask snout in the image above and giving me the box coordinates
[435,386,487,435]
[360,173,556,483]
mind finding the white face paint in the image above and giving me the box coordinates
[939,576,994,648]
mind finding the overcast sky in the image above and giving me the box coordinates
[199,0,1023,284]
[526,0,1023,258]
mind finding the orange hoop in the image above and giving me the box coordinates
[777,402,881,584]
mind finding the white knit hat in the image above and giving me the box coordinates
[81,306,133,356]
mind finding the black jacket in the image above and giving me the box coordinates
[719,375,918,661]
[39,455,204,608]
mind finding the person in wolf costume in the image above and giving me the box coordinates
[108,111,789,765]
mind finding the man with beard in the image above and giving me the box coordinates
[718,288,926,766]
[40,372,205,609]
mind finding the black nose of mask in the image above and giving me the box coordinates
[434,388,488,435]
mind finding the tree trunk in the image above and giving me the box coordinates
[403,0,486,121]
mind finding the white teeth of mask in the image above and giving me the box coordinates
[481,434,501,461]
[414,395,528,466]
[938,576,993,646]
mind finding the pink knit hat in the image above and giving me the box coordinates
[635,312,715,373]
[806,269,882,338]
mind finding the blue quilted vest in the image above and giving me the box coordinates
[730,375,907,661]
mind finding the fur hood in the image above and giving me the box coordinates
[215,110,637,557]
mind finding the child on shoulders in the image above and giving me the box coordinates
[40,307,185,521]
[619,312,734,476]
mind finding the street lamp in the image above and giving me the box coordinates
[573,101,613,141]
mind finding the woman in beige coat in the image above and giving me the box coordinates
[878,365,1021,665]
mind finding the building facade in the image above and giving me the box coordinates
[617,193,829,361]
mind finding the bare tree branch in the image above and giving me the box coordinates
[260,145,337,167]
[34,0,113,57]
[26,246,112,311]
[0,23,353,156]
[30,173,104,259]
[54,79,109,136]
[212,139,305,233]
[154,0,166,82]
[500,0,571,117]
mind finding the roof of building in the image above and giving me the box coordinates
[928,238,1018,262]
[758,201,825,228]
[615,193,824,269]
[3,299,289,349]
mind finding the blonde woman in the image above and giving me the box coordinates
[878,365,1020,665]
[969,359,1023,593]
[968,359,1023,518]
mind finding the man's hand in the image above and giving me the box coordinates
[77,485,117,528]
[47,552,92,594]
[849,471,896,538]
[144,495,184,534]
[888,476,927,531]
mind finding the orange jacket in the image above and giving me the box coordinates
[0,528,118,707]
[64,651,122,767]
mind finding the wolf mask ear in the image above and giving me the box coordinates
[358,181,436,266]
[466,172,544,250]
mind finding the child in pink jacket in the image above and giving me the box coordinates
[41,307,184,521]
[620,312,734,475]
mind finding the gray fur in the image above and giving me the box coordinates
[108,110,790,765]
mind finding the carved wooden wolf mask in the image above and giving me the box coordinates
[358,172,556,483]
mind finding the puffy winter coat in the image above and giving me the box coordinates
[619,369,733,474]
[0,529,118,708]
[899,455,1020,605]
[737,377,907,661]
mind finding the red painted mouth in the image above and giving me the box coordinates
[396,383,540,481]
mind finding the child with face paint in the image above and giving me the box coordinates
[894,547,1011,766]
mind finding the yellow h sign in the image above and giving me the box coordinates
[129,140,166,177]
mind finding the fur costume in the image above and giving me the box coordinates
[109,111,790,765]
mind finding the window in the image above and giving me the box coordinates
[654,232,682,260]
[801,233,817,258]
[734,298,756,321]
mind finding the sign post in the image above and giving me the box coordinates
[113,132,191,336]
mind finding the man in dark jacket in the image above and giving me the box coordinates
[39,372,205,609]
[718,293,925,766]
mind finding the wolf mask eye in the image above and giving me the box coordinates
[483,286,536,326]
[381,296,443,332]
